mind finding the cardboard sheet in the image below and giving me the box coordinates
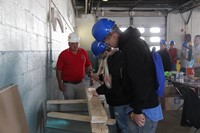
[0,84,29,133]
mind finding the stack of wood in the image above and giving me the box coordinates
[47,88,115,133]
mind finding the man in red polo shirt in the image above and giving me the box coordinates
[56,32,93,99]
[169,40,178,71]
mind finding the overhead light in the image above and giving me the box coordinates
[102,0,108,1]
[137,27,145,34]
[150,27,160,33]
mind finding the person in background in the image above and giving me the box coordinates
[180,41,189,73]
[91,40,131,133]
[188,42,194,68]
[152,47,156,52]
[157,39,172,71]
[56,32,93,99]
[169,40,178,71]
[92,18,163,133]
[193,35,200,77]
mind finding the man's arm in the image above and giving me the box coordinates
[56,69,64,91]
[86,65,93,74]
[86,65,95,86]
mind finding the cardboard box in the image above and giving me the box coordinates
[161,96,184,110]
[164,86,178,96]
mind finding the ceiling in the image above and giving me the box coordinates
[74,0,200,17]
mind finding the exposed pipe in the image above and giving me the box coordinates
[85,0,88,15]
[129,11,134,26]
[167,0,194,13]
[51,0,74,32]
[48,0,75,77]
[165,15,167,41]
[48,0,53,77]
[88,0,93,13]
[71,0,77,17]
[95,1,100,17]
[180,10,193,25]
[180,3,200,13]
[130,0,143,10]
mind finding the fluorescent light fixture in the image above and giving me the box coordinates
[150,37,160,43]
[102,0,108,1]
[137,27,145,34]
[150,27,160,33]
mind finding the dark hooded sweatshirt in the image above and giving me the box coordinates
[118,27,159,114]
[96,50,131,106]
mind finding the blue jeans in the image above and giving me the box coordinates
[112,105,129,133]
[128,115,158,133]
[171,64,176,71]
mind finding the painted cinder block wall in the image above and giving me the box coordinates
[0,0,75,132]
[1,0,200,132]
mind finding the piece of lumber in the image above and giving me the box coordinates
[47,112,90,122]
[47,111,116,125]
[106,118,116,125]
[91,123,109,133]
[47,99,87,104]
[86,88,108,123]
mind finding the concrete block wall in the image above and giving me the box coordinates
[0,0,75,132]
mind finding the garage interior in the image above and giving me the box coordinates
[0,0,200,133]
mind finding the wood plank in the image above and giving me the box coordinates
[47,112,90,122]
[47,111,116,125]
[106,118,116,125]
[86,88,108,123]
[91,123,109,133]
[47,99,87,104]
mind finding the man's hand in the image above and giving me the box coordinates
[58,82,64,92]
[91,90,99,96]
[130,112,146,127]
[90,73,99,81]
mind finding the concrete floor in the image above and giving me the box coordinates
[156,110,200,133]
[46,110,200,133]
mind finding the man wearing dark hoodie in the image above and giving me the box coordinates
[92,18,163,133]
[91,40,131,133]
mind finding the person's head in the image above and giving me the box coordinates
[169,40,175,48]
[92,18,120,48]
[68,32,80,52]
[91,41,111,59]
[182,41,188,49]
[193,35,200,48]
[159,39,167,50]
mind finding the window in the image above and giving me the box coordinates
[150,27,160,33]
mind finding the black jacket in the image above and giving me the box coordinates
[118,27,159,114]
[96,51,131,106]
[157,48,172,71]
[181,89,200,129]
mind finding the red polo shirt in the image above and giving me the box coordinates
[56,48,91,82]
[169,47,178,64]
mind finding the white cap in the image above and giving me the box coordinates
[68,32,80,43]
